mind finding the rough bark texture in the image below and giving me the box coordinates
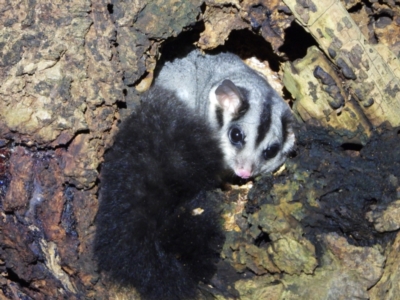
[1,0,400,299]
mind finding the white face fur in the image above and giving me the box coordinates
[209,79,295,179]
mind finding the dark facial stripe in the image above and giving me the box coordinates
[255,97,272,147]
[281,109,293,146]
[215,106,224,128]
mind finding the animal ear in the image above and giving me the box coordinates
[215,80,243,115]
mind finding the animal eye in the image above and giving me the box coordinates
[229,126,244,146]
[263,143,280,160]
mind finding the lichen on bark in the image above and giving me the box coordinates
[1,0,400,299]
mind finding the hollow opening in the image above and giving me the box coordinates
[278,21,318,61]
[159,23,205,62]
[212,29,280,71]
[159,25,282,72]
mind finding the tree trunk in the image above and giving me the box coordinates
[1,0,400,299]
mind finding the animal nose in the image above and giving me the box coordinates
[235,169,252,179]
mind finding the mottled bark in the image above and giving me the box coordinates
[1,0,400,299]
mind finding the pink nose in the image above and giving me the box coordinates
[235,169,252,179]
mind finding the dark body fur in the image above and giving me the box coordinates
[94,87,225,300]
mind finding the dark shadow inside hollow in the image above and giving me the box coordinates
[278,21,318,61]
[159,24,282,72]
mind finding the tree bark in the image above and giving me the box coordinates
[1,0,400,299]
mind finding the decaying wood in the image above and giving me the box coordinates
[1,0,400,299]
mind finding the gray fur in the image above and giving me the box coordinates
[154,50,295,178]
